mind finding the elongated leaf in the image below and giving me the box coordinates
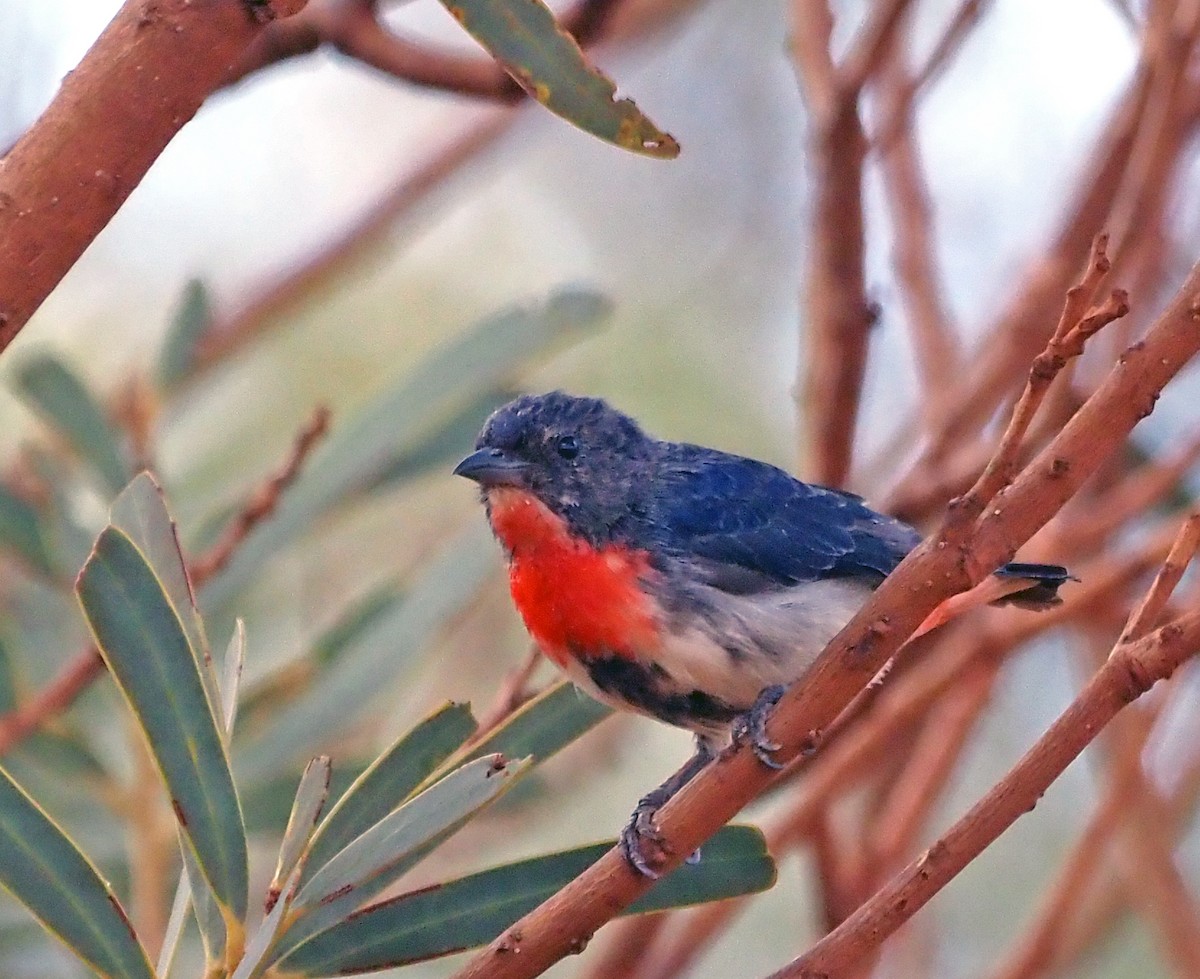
[278,826,774,974]
[0,484,53,576]
[427,679,611,791]
[202,289,609,613]
[268,756,331,909]
[219,619,246,738]
[439,0,678,157]
[15,354,130,494]
[76,526,248,920]
[0,764,154,978]
[302,702,476,884]
[23,444,95,577]
[111,472,218,712]
[158,278,212,388]
[235,525,495,782]
[277,755,529,958]
[182,845,228,967]
[157,870,192,978]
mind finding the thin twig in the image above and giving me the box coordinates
[0,649,105,755]
[190,405,331,587]
[463,644,543,747]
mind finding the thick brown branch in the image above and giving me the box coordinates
[0,0,310,356]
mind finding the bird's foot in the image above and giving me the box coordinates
[731,684,787,770]
[620,792,671,879]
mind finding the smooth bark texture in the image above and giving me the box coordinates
[0,0,307,353]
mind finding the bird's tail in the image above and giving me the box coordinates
[911,562,1074,640]
[991,562,1075,610]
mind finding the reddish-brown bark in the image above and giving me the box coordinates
[0,0,310,354]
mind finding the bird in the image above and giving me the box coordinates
[453,391,1071,876]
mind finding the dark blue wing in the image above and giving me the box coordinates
[646,444,920,592]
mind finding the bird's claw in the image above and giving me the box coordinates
[732,684,787,770]
[620,796,669,879]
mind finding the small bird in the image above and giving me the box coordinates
[454,392,1070,876]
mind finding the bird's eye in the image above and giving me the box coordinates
[555,434,580,459]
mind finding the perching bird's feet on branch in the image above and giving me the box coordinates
[731,684,787,770]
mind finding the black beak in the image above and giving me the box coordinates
[453,447,532,487]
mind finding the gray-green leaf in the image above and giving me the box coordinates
[438,0,679,157]
[277,826,775,974]
[15,354,131,495]
[0,764,154,978]
[302,702,477,884]
[76,526,248,921]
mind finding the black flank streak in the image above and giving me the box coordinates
[585,657,739,726]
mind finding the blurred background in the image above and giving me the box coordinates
[0,0,1197,976]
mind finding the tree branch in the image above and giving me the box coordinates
[773,511,1200,977]
[0,0,310,356]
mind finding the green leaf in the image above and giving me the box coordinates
[277,826,775,974]
[438,0,679,157]
[235,525,495,782]
[428,679,611,790]
[267,756,331,910]
[202,289,609,612]
[302,702,477,885]
[0,763,155,978]
[158,278,213,388]
[76,526,248,921]
[110,472,219,713]
[276,755,530,961]
[181,846,228,968]
[14,354,130,495]
[0,483,53,576]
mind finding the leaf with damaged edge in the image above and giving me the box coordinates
[268,756,332,911]
[0,764,155,978]
[273,755,530,961]
[278,826,775,974]
[15,354,131,495]
[424,679,611,792]
[111,472,219,715]
[439,0,679,157]
[76,526,248,921]
[301,702,477,886]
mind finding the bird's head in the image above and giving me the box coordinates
[453,392,654,545]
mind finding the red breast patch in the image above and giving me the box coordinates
[486,488,660,666]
